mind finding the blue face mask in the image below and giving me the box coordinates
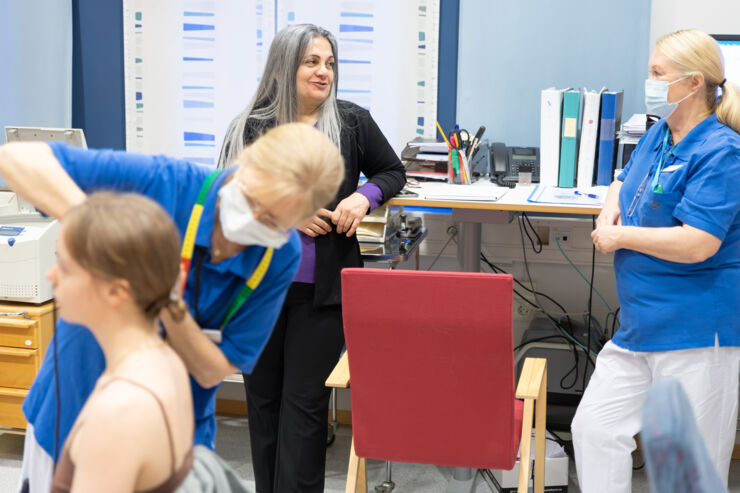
[644,76,695,119]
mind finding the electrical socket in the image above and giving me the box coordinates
[514,302,535,320]
[551,227,573,249]
[513,284,537,321]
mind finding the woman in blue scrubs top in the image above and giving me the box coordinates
[0,123,344,493]
[571,29,740,493]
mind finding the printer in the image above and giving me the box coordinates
[0,195,59,303]
[0,127,87,303]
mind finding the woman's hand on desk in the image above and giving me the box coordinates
[330,192,370,236]
[298,208,334,237]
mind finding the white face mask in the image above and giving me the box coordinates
[217,178,290,249]
[644,76,696,119]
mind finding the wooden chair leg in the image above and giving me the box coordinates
[515,357,548,493]
[533,366,547,493]
[358,456,367,493]
[346,438,368,493]
[517,399,534,493]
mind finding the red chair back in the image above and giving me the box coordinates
[341,268,520,469]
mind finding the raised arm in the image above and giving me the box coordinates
[0,142,86,217]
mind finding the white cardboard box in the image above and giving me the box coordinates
[491,454,569,492]
[491,432,569,492]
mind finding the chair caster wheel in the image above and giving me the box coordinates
[327,420,339,446]
[375,481,395,492]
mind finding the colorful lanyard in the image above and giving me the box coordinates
[180,170,273,330]
[651,128,678,193]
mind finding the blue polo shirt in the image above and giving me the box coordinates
[23,143,300,457]
[614,114,740,351]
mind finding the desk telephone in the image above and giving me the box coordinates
[489,142,540,187]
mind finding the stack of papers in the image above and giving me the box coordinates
[407,140,449,153]
[403,138,450,182]
[618,113,647,145]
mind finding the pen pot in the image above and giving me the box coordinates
[447,149,471,185]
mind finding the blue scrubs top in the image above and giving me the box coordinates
[614,114,740,352]
[23,143,300,458]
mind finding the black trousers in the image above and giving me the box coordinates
[244,282,344,493]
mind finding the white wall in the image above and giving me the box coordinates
[649,0,740,50]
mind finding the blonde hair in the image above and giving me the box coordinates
[657,29,740,133]
[63,192,185,321]
[236,122,345,222]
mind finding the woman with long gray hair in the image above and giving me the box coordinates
[219,23,405,493]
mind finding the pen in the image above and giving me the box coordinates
[467,125,486,161]
[435,120,452,150]
[574,190,598,199]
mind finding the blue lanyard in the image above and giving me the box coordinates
[651,128,677,193]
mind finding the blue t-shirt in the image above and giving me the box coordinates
[23,143,300,457]
[614,114,740,351]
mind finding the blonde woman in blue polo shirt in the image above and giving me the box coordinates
[0,123,344,493]
[571,29,740,492]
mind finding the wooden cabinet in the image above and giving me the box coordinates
[0,301,55,430]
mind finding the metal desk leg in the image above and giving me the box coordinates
[452,209,508,273]
[414,247,420,270]
[456,220,482,272]
[447,467,476,493]
[450,209,511,489]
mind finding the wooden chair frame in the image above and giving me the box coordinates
[326,352,548,493]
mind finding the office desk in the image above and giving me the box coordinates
[389,182,601,272]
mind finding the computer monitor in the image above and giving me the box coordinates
[1,127,87,191]
[711,34,740,88]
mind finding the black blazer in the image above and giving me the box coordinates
[241,100,406,306]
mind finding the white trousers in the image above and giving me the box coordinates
[571,339,740,493]
[17,423,54,493]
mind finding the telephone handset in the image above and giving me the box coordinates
[490,142,508,174]
[489,142,540,187]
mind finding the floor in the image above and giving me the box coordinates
[1,417,739,492]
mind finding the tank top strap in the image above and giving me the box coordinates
[100,377,177,475]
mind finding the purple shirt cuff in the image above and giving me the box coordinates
[293,183,384,285]
[356,182,383,212]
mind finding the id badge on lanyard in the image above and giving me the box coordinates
[180,170,274,338]
[651,128,678,194]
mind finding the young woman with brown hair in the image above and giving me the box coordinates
[48,192,193,492]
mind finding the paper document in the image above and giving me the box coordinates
[420,182,508,202]
[407,141,449,153]
[527,185,606,206]
[518,431,569,460]
[414,153,449,162]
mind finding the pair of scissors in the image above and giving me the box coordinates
[448,129,471,149]
[457,129,471,147]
